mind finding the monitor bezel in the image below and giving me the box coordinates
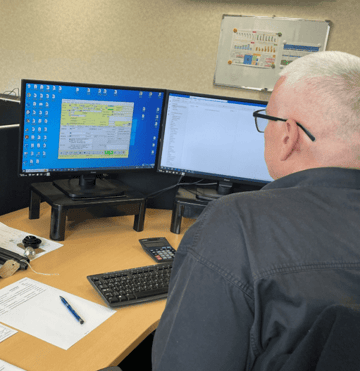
[156,90,271,188]
[18,79,166,179]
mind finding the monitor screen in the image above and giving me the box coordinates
[19,80,165,198]
[157,91,272,198]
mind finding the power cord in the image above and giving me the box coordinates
[1,88,20,96]
[145,176,216,201]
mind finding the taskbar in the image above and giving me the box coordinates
[20,164,155,176]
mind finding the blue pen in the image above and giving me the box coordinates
[60,296,85,324]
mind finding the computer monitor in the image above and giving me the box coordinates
[157,91,272,200]
[19,79,165,199]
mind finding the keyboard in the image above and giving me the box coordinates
[87,262,173,308]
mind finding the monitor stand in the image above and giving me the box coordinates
[195,181,233,201]
[29,182,146,240]
[53,174,128,200]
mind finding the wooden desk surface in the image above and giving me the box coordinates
[0,204,195,371]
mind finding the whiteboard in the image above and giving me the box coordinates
[214,15,330,91]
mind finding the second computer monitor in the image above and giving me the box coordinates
[157,91,272,198]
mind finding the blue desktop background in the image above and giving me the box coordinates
[20,81,165,175]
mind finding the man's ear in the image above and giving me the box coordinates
[279,119,299,161]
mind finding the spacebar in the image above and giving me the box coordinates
[135,287,168,299]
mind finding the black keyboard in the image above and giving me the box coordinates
[87,262,173,308]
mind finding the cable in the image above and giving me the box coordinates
[2,88,20,96]
[145,176,217,201]
[145,175,184,200]
[21,260,59,276]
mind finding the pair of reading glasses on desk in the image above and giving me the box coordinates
[253,109,316,142]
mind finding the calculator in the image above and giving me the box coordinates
[139,237,176,263]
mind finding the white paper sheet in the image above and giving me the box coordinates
[0,222,62,260]
[0,323,17,343]
[0,278,115,350]
[0,359,25,370]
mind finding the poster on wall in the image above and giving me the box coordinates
[228,29,281,69]
[214,15,330,91]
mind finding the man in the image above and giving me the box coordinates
[152,51,360,370]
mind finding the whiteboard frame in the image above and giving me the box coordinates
[214,15,331,92]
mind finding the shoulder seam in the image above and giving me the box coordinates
[253,261,360,282]
[187,247,254,299]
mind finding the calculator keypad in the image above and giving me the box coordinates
[149,246,175,262]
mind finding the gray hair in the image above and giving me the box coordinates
[279,51,360,138]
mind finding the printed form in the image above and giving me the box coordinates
[0,277,115,350]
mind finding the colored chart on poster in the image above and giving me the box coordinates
[229,30,280,68]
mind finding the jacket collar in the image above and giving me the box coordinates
[263,167,360,191]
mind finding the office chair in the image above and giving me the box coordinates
[272,304,360,371]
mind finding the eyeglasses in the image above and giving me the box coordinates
[253,109,316,142]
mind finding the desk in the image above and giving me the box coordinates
[0,204,195,371]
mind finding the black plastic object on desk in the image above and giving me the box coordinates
[87,262,172,308]
[139,237,176,263]
[29,182,146,241]
[170,187,209,234]
[22,235,42,249]
[0,246,29,270]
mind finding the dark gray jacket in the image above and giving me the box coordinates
[152,167,360,371]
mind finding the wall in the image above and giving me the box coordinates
[0,0,359,213]
[1,0,360,103]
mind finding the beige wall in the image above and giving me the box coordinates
[1,0,359,102]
